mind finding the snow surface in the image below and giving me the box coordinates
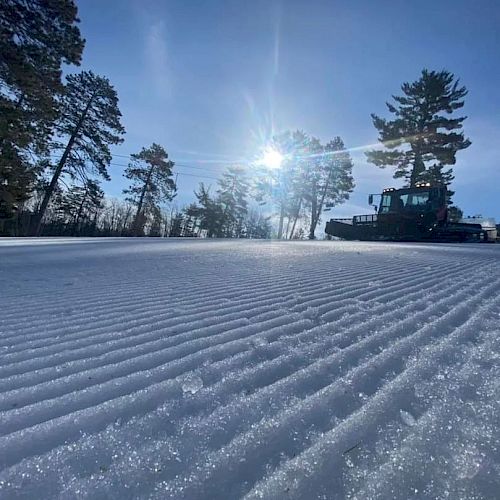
[0,238,499,499]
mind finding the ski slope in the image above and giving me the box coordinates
[0,238,499,499]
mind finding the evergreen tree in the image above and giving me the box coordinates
[191,183,225,238]
[303,137,355,239]
[216,166,249,237]
[0,0,84,207]
[366,69,470,188]
[254,130,309,239]
[123,143,176,236]
[0,182,18,219]
[182,203,201,236]
[34,71,124,234]
[190,168,250,238]
[189,182,271,240]
[257,131,354,239]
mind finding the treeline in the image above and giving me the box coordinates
[0,1,355,238]
[186,131,356,240]
[0,127,355,238]
[0,1,177,237]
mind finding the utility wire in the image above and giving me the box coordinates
[106,162,219,181]
[109,163,218,181]
[108,159,223,173]
[47,154,221,181]
[110,151,249,165]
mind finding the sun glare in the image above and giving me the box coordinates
[260,148,283,169]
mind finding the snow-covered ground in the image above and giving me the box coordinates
[1,238,499,499]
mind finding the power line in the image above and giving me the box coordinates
[111,156,244,172]
[48,151,248,177]
[47,154,221,181]
[107,162,218,181]
[108,159,223,173]
[110,151,249,165]
[46,151,254,185]
[106,162,219,180]
[171,171,218,181]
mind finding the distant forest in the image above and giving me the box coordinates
[0,1,468,238]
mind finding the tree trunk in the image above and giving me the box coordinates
[289,198,302,240]
[122,206,132,234]
[72,188,88,236]
[110,205,117,233]
[284,216,291,239]
[308,180,318,239]
[34,134,77,236]
[92,210,99,235]
[132,165,155,236]
[277,203,285,239]
[163,216,169,237]
[410,153,425,187]
[221,204,231,238]
[309,165,335,239]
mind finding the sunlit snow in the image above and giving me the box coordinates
[0,238,499,499]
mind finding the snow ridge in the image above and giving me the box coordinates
[0,239,499,499]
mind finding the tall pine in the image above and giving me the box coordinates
[123,143,176,236]
[34,71,125,234]
[366,69,470,188]
[216,166,249,237]
[254,130,309,239]
[303,137,354,239]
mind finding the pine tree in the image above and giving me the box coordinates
[366,69,470,188]
[303,137,354,239]
[0,0,84,207]
[254,130,309,239]
[123,143,176,236]
[254,130,354,239]
[191,183,225,238]
[34,71,124,235]
[216,166,249,237]
[189,181,271,239]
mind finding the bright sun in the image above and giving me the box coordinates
[260,148,283,169]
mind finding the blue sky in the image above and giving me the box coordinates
[75,0,500,219]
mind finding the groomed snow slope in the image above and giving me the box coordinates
[0,238,499,499]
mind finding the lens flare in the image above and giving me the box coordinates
[260,148,283,169]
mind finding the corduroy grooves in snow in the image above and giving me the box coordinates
[0,238,499,499]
